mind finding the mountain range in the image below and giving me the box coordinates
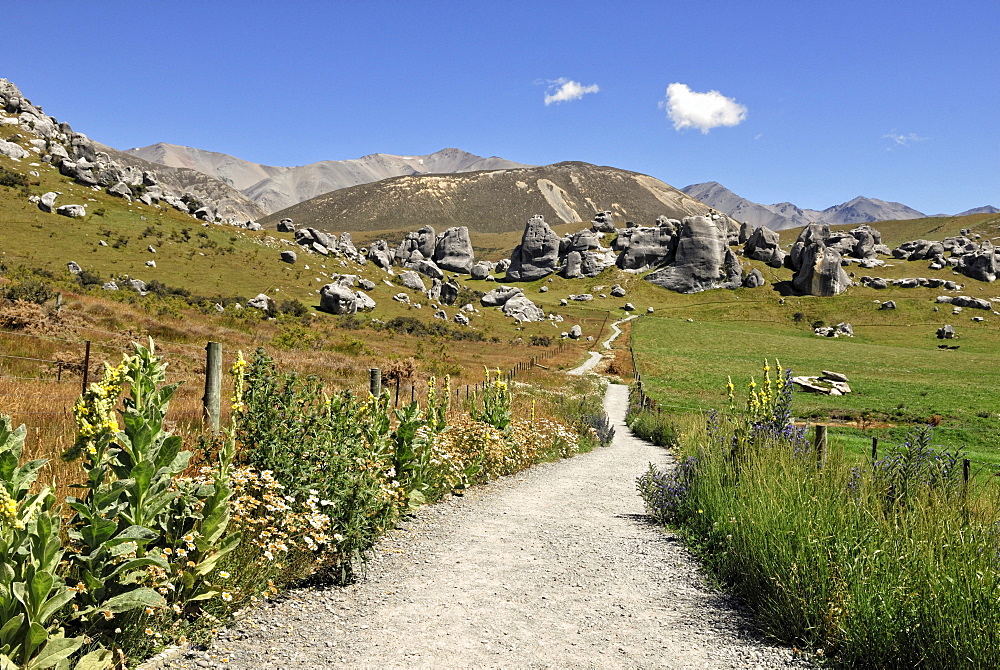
[125,144,528,215]
[680,182,997,230]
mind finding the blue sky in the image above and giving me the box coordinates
[4,0,996,214]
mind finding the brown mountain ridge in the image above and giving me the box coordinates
[262,161,722,234]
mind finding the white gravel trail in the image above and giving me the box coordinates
[154,384,811,669]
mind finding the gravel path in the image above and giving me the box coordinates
[146,385,810,669]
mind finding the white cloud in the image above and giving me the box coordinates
[662,82,747,133]
[544,78,600,105]
[883,131,928,147]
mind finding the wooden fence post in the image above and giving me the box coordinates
[814,425,828,469]
[203,341,222,432]
[81,340,92,394]
[369,367,381,397]
[871,437,879,468]
[394,378,401,406]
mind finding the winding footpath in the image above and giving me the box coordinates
[146,375,811,669]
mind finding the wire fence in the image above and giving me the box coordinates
[627,319,1000,481]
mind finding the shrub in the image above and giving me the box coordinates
[1,278,54,304]
[0,166,27,189]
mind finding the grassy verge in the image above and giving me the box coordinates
[635,366,1000,668]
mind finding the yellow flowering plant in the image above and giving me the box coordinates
[62,339,240,646]
[470,368,512,430]
[0,415,114,669]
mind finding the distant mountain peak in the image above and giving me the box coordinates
[682,182,929,229]
[127,144,530,214]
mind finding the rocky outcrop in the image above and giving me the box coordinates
[481,286,523,307]
[614,225,678,271]
[507,215,561,281]
[743,225,785,267]
[395,225,437,265]
[501,295,545,322]
[644,216,743,294]
[957,241,997,283]
[367,240,394,271]
[247,294,276,314]
[319,283,358,314]
[792,245,852,297]
[397,271,426,292]
[433,226,475,273]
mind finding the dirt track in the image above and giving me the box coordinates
[150,383,810,669]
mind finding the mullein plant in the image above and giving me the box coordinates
[62,340,239,650]
[0,416,113,669]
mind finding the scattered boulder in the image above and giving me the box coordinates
[792,245,852,297]
[408,259,445,281]
[393,293,410,303]
[354,291,376,312]
[937,325,956,339]
[470,261,492,280]
[107,182,132,199]
[280,250,297,264]
[433,310,448,320]
[440,281,460,306]
[951,295,992,310]
[623,303,635,311]
[56,204,86,218]
[368,239,394,271]
[276,218,295,232]
[454,313,470,325]
[878,300,897,310]
[610,284,626,298]
[590,211,616,233]
[742,268,765,288]
[569,325,582,339]
[743,225,785,267]
[502,295,545,322]
[247,293,276,314]
[38,191,58,213]
[957,241,997,283]
[358,278,376,291]
[814,322,854,338]
[319,283,357,314]
[66,261,82,275]
[481,286,523,307]
[397,271,426,292]
[568,294,593,301]
[102,281,118,291]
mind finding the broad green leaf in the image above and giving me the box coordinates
[73,648,113,670]
[24,622,47,659]
[100,588,164,613]
[192,533,241,577]
[131,461,154,498]
[25,635,82,670]
[0,615,24,645]
[28,572,54,611]
[0,652,18,670]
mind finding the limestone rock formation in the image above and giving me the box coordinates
[319,283,358,314]
[614,225,678,271]
[743,225,785,267]
[433,226,475,273]
[481,286,523,307]
[644,216,743,294]
[792,245,852,297]
[507,215,561,281]
[502,295,544,322]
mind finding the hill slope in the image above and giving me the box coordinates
[263,161,722,234]
[126,144,529,215]
[682,181,927,229]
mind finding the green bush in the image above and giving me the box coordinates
[1,279,54,304]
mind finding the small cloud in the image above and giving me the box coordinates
[544,78,600,105]
[883,131,929,148]
[662,82,747,133]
